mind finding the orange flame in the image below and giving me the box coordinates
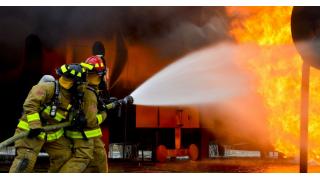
[226,6,320,159]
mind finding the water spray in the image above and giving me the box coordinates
[130,43,252,106]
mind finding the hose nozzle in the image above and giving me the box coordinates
[123,95,134,105]
[105,95,134,110]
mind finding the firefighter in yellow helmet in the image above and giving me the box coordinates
[59,56,107,173]
[9,64,86,173]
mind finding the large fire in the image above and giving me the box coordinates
[226,6,320,160]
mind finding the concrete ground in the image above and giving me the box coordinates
[1,158,320,173]
[108,158,320,173]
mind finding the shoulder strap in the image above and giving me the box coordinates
[49,80,60,117]
[86,86,99,98]
[87,85,107,110]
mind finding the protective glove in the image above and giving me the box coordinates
[28,128,43,138]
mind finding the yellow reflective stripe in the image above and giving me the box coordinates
[81,63,94,70]
[54,112,65,121]
[61,65,68,73]
[84,128,102,138]
[17,119,63,141]
[65,131,82,139]
[77,72,82,77]
[100,63,104,67]
[18,121,63,141]
[97,114,103,125]
[17,120,30,131]
[43,106,51,114]
[38,132,45,139]
[65,128,102,139]
[38,129,64,142]
[27,113,40,122]
[47,129,64,141]
[106,103,114,110]
[70,69,75,75]
[43,106,65,122]
[67,104,72,110]
[82,67,86,72]
[95,63,99,68]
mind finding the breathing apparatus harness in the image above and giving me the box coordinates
[38,79,61,128]
[67,85,88,140]
[49,80,60,117]
[55,63,88,140]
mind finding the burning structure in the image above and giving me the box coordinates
[1,6,320,172]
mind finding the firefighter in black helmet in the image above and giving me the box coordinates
[59,56,107,172]
[9,64,86,173]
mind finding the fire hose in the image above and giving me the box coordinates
[0,121,71,149]
[0,95,134,149]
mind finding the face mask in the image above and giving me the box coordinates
[59,76,74,89]
[87,74,101,86]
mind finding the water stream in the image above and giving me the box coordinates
[131,43,252,106]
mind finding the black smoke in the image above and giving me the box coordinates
[0,7,232,141]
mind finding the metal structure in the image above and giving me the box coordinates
[154,109,199,162]
[136,106,200,162]
[291,6,320,173]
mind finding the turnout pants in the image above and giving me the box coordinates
[59,138,95,173]
[83,138,108,173]
[9,129,72,173]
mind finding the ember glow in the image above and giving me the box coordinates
[227,6,320,160]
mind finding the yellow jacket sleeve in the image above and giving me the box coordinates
[23,83,51,129]
[96,111,107,125]
[83,89,99,129]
